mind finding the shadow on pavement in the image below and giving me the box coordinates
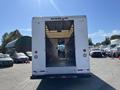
[37,74,115,90]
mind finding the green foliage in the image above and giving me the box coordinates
[8,29,22,40]
[89,34,120,47]
[1,32,9,46]
[1,29,22,53]
[95,42,101,46]
[0,45,2,53]
[110,35,120,40]
[88,38,94,46]
[101,37,111,45]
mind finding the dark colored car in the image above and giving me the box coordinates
[25,51,32,60]
[13,53,29,63]
[0,53,13,67]
[91,51,104,58]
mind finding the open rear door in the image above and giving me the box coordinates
[45,20,76,67]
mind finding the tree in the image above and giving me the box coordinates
[88,38,94,46]
[101,37,110,45]
[110,35,120,40]
[0,45,2,53]
[1,32,9,46]
[1,33,9,53]
[95,42,101,47]
[8,29,22,40]
[1,29,22,53]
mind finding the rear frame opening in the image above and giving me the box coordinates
[45,20,76,67]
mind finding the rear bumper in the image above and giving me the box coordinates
[0,61,13,68]
[14,58,28,63]
[31,73,91,79]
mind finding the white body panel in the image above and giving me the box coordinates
[32,16,90,76]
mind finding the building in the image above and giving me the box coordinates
[6,36,32,54]
[111,39,120,47]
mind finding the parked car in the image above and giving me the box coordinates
[25,51,32,60]
[104,47,111,57]
[110,46,120,58]
[13,53,29,63]
[89,48,101,56]
[91,51,104,58]
[117,46,120,57]
[0,53,13,67]
[101,49,107,57]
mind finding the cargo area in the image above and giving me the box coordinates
[45,20,76,67]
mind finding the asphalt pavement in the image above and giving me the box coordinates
[0,58,120,90]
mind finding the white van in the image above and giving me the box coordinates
[31,16,90,78]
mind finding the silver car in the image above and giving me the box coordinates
[0,53,13,67]
[13,53,29,63]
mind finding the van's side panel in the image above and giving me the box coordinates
[74,16,90,73]
[32,17,46,75]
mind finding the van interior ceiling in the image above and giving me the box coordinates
[45,20,76,67]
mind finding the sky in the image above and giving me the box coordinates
[0,0,120,44]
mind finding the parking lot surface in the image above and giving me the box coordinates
[0,58,120,90]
